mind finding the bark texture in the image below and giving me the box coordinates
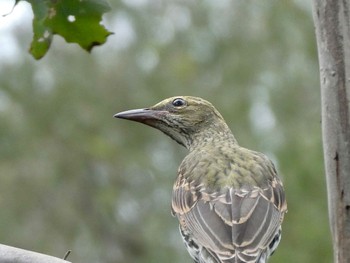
[312,0,350,262]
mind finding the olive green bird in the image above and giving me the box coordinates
[114,96,287,263]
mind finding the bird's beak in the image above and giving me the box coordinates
[114,108,166,124]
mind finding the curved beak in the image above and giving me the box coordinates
[114,108,166,124]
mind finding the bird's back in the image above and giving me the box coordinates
[172,144,287,263]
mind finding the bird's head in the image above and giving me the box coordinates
[114,96,235,149]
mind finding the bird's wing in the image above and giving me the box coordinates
[172,172,287,262]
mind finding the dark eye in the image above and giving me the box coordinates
[172,98,186,107]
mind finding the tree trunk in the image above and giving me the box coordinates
[312,0,350,262]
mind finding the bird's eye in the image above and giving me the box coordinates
[172,98,186,107]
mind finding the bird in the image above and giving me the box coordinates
[114,96,287,263]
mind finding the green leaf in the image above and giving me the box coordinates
[45,0,112,52]
[28,0,53,59]
[23,0,112,59]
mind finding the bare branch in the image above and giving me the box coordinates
[0,244,72,263]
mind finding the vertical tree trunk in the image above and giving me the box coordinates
[312,1,350,262]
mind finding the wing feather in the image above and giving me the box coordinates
[172,170,287,262]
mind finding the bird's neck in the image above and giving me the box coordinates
[187,121,238,152]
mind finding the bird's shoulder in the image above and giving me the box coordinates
[179,145,280,190]
[172,144,287,215]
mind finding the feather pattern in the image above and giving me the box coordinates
[172,145,287,263]
[115,96,287,263]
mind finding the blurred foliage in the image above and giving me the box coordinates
[0,0,331,262]
[15,0,111,59]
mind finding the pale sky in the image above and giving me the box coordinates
[0,1,33,64]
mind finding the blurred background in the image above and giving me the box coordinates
[0,0,331,262]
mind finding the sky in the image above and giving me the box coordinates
[0,1,34,64]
